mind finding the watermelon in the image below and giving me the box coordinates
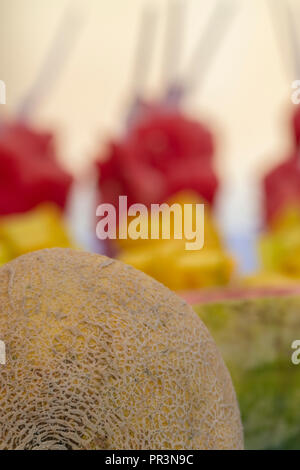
[96,111,218,212]
[0,123,72,216]
[263,105,300,226]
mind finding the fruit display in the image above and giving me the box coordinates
[94,105,233,290]
[259,94,300,279]
[185,286,300,450]
[0,248,243,450]
[261,139,300,280]
[263,103,300,227]
[0,120,76,262]
[93,0,238,291]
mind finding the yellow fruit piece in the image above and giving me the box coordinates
[175,250,235,290]
[242,271,300,287]
[0,248,243,450]
[270,205,300,232]
[0,241,10,265]
[117,191,234,290]
[0,203,74,258]
[116,190,222,251]
[259,226,300,277]
[259,205,300,278]
[166,191,222,250]
[119,243,234,291]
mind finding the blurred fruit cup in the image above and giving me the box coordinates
[116,191,235,291]
[0,203,77,264]
[258,205,300,281]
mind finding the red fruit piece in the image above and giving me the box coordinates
[0,122,72,215]
[264,152,300,225]
[292,105,300,148]
[96,111,218,213]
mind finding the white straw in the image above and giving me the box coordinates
[183,0,238,94]
[285,1,300,79]
[267,0,289,74]
[267,0,300,79]
[18,0,86,121]
[130,4,158,99]
[163,0,185,89]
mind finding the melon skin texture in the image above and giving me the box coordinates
[0,248,243,450]
[192,290,300,450]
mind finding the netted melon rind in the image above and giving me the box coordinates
[0,248,243,450]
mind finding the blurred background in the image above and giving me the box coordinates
[0,0,294,175]
[1,0,300,279]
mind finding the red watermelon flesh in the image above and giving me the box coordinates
[0,122,72,215]
[96,111,218,212]
[292,105,300,148]
[264,152,300,225]
[182,284,300,305]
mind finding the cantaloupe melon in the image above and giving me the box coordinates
[0,248,243,450]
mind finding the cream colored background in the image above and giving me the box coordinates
[0,0,299,231]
